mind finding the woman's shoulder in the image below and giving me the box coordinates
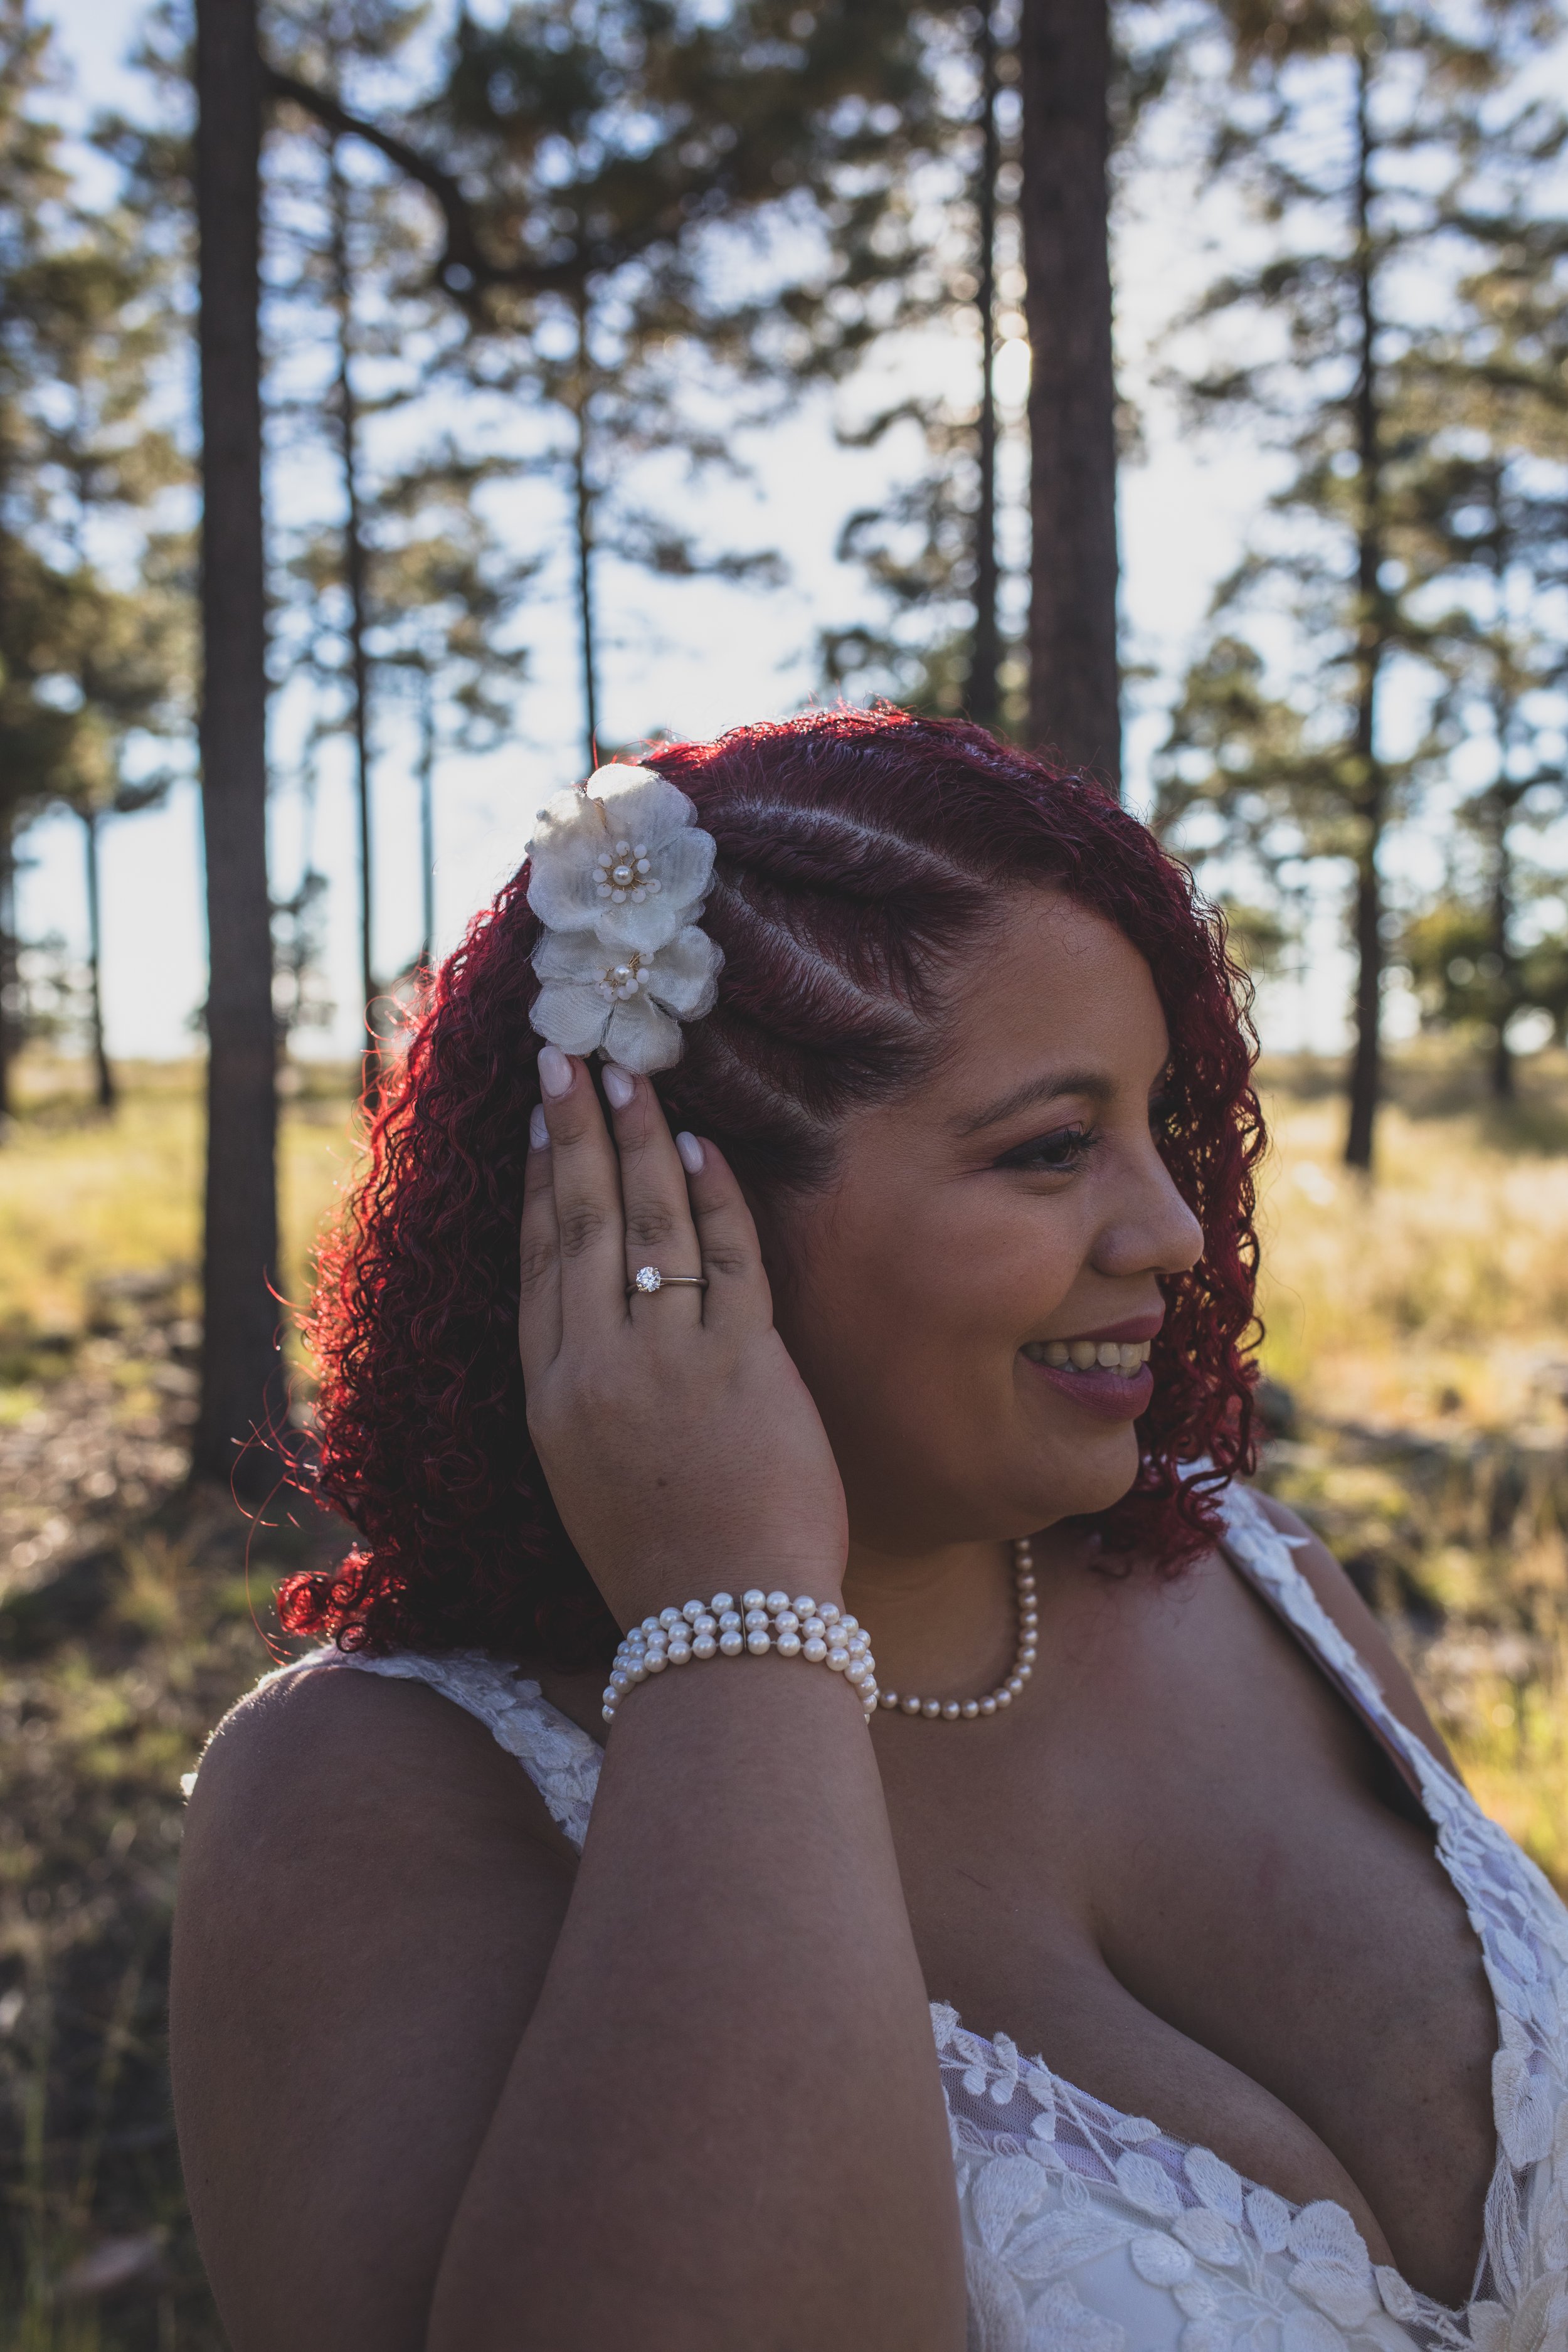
[188,1648,578,1875]
[1236,1483,1458,1779]
[172,1658,578,2346]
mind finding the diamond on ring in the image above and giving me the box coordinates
[633,1266,663,1293]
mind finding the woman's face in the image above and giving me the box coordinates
[761,890,1205,1555]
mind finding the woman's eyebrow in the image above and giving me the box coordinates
[953,1068,1113,1137]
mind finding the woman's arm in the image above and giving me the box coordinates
[172,1053,967,2352]
[435,1054,964,2348]
[430,1625,958,2349]
[171,1666,578,2352]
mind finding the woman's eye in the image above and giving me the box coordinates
[994,1125,1098,1174]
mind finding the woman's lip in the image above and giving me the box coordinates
[1020,1355,1154,1422]
[1033,1312,1164,1345]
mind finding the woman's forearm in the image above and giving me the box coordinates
[427,1654,966,2352]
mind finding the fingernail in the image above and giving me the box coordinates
[529,1104,550,1151]
[602,1063,635,1111]
[538,1044,573,1099]
[676,1131,705,1175]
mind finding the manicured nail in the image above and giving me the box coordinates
[538,1044,573,1099]
[602,1063,635,1111]
[529,1104,550,1151]
[675,1131,705,1175]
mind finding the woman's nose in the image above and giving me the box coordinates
[1096,1148,1204,1280]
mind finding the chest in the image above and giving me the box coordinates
[872,1557,1499,2292]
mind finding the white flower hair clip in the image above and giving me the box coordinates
[525,763,724,1075]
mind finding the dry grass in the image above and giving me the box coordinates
[1253,1051,1568,1889]
[5,1046,1568,2343]
[0,1061,362,1347]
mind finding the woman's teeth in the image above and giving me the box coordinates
[1022,1338,1152,1377]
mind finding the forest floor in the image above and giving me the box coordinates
[5,1048,1568,2346]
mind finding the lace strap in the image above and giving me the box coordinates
[257,1647,605,1851]
[1215,1480,1441,1809]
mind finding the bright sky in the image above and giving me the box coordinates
[24,0,1341,1065]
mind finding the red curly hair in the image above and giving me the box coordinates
[279,709,1264,1670]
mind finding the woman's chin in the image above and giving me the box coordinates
[1024,1422,1142,1526]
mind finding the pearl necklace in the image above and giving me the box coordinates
[877,1537,1037,1721]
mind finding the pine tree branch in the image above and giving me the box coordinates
[262,64,540,301]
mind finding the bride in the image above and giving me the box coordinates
[170,709,1567,2351]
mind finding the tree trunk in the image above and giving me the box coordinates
[1486,475,1516,1104]
[328,143,377,1049]
[573,282,600,772]
[1019,0,1120,790]
[418,661,436,973]
[1342,48,1385,1174]
[1344,801,1384,1170]
[192,0,285,1492]
[967,6,1000,732]
[81,808,115,1113]
[0,825,16,1125]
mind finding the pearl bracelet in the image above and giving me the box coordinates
[602,1587,880,1725]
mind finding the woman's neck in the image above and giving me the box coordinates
[842,1536,1022,1709]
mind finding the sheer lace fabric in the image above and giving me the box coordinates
[243,1481,1568,2352]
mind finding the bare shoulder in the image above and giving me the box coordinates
[174,1663,576,2352]
[1244,1487,1458,1777]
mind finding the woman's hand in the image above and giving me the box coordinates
[517,1044,848,1630]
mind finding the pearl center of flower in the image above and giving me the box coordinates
[595,838,662,906]
[598,953,650,1001]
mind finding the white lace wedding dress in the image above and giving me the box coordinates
[239,1483,1568,2351]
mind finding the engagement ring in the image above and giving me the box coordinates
[628,1265,709,1296]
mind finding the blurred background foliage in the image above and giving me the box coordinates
[9,0,1568,2337]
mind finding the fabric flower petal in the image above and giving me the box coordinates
[527,763,715,951]
[645,925,723,1019]
[524,761,720,1071]
[1113,2151,1182,2220]
[533,928,615,984]
[1128,2232,1193,2286]
[581,763,697,846]
[1173,2210,1241,2267]
[963,2241,1030,2352]
[603,995,684,1074]
[1244,2187,1291,2253]
[594,824,716,951]
[1024,2280,1126,2352]
[972,2156,1050,2254]
[529,980,610,1058]
[1289,2259,1376,2326]
[1184,2148,1244,2224]
[1285,2202,1369,2270]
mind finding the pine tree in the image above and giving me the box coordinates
[0,0,78,1120]
[193,0,287,1488]
[0,4,187,1120]
[1394,196,1568,1096]
[1021,0,1120,782]
[265,0,430,1048]
[265,0,961,748]
[1156,0,1557,1168]
[24,213,189,1110]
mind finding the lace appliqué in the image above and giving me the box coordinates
[220,1480,1568,2352]
[273,1647,604,1850]
[930,1481,1568,2352]
[935,2003,1478,2352]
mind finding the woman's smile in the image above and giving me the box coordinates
[1019,1308,1161,1419]
[1018,1342,1153,1417]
